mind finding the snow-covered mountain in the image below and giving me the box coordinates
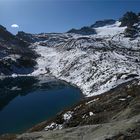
[0,25,38,75]
[26,15,140,97]
[1,12,140,97]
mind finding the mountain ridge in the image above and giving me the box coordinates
[0,25,38,75]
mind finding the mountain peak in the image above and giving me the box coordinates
[120,11,139,27]
[91,19,116,28]
[67,26,96,35]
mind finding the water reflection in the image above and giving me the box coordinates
[0,76,66,111]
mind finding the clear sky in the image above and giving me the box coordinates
[0,0,140,34]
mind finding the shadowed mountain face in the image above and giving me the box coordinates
[90,19,116,28]
[16,31,43,43]
[0,25,38,75]
[67,26,96,35]
[120,11,139,27]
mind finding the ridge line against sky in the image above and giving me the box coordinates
[0,0,140,34]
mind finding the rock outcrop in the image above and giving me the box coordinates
[0,26,38,75]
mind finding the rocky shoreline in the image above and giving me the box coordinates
[27,78,140,130]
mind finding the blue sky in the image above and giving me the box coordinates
[0,0,140,34]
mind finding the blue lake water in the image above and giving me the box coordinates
[0,76,82,134]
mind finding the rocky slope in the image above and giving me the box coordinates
[0,25,38,75]
[28,21,140,97]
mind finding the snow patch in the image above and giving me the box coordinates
[89,112,94,116]
[95,21,126,37]
[63,111,73,121]
[45,122,63,131]
[119,98,126,101]
[11,86,21,91]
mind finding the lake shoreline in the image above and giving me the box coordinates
[0,75,84,135]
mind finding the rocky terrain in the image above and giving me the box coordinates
[0,25,38,75]
[26,12,140,97]
[0,11,140,139]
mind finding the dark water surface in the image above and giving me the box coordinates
[0,76,82,134]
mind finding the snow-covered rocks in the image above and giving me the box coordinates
[63,111,73,121]
[94,21,126,37]
[44,122,63,131]
[44,111,73,131]
[31,26,140,97]
[89,112,94,116]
